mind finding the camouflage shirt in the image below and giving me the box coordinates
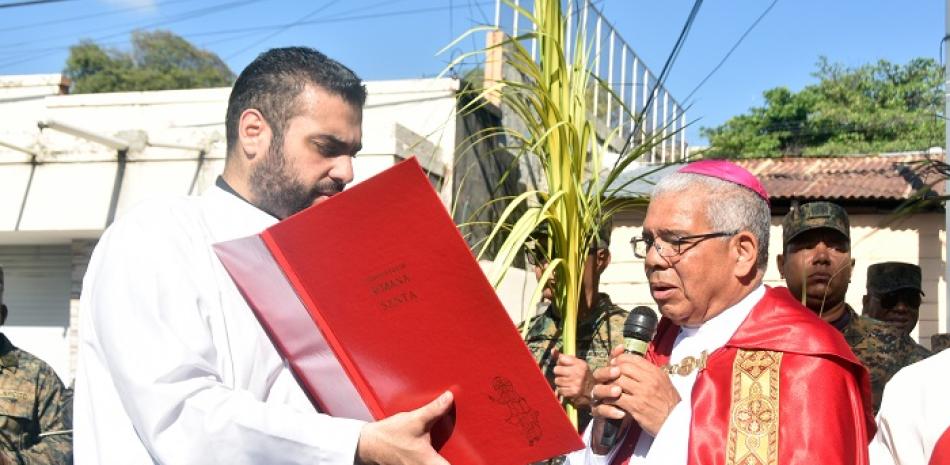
[931,333,950,353]
[839,305,931,413]
[521,293,628,432]
[0,334,72,465]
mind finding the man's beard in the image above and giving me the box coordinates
[249,132,344,219]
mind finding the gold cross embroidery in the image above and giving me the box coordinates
[662,350,709,377]
[738,351,777,379]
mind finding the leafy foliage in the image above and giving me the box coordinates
[702,57,945,157]
[445,0,671,426]
[65,30,235,93]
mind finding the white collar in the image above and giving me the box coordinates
[675,284,765,353]
[201,185,280,242]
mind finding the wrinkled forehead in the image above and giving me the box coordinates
[643,190,712,233]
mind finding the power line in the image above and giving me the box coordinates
[682,0,778,105]
[0,0,492,71]
[0,0,72,8]
[617,0,703,156]
[223,0,343,60]
[0,1,486,58]
[0,0,268,52]
[0,0,270,69]
[188,0,416,41]
[468,0,491,25]
[0,0,190,34]
[202,0,413,57]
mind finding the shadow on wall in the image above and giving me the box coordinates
[917,223,945,349]
[0,245,71,327]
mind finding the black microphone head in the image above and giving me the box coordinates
[623,306,658,342]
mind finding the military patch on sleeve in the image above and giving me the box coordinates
[0,390,30,400]
[726,350,782,465]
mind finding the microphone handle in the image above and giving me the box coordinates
[597,417,624,450]
[595,338,649,451]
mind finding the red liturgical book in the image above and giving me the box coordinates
[214,157,583,465]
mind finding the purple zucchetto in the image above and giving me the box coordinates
[677,160,769,203]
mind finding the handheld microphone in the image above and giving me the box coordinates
[596,306,658,450]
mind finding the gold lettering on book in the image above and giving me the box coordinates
[380,291,418,310]
[366,263,407,283]
[366,263,419,311]
[371,274,411,295]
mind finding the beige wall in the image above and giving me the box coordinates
[603,207,947,349]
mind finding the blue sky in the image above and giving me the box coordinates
[0,0,943,146]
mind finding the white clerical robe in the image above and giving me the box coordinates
[567,285,765,465]
[74,185,366,465]
[869,347,950,465]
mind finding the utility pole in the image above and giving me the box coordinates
[945,0,949,343]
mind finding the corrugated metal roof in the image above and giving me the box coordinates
[735,153,945,201]
[611,152,946,201]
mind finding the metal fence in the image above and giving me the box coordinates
[492,0,687,163]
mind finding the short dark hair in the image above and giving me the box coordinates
[225,46,366,156]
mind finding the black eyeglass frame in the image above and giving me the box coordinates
[630,230,739,259]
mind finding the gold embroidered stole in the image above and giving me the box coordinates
[726,349,782,465]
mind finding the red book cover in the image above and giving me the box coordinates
[214,157,583,465]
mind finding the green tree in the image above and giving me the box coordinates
[65,30,235,93]
[702,57,945,158]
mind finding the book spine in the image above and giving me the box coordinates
[260,230,386,419]
[229,273,329,413]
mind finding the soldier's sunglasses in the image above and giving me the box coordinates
[873,289,922,309]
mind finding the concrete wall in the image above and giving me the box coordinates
[0,78,462,238]
[603,207,948,348]
[0,76,466,381]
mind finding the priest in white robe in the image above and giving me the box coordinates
[870,348,950,465]
[73,46,453,465]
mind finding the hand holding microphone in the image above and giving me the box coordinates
[591,306,658,453]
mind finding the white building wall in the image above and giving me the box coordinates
[0,76,466,381]
[0,74,65,154]
[0,79,462,237]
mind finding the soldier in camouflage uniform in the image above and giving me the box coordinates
[520,225,629,436]
[862,262,932,345]
[932,333,950,352]
[0,266,72,464]
[777,201,929,412]
[861,261,931,362]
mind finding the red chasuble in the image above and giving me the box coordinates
[931,427,950,465]
[610,286,875,465]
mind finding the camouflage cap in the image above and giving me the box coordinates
[867,261,924,296]
[931,333,950,352]
[782,201,850,246]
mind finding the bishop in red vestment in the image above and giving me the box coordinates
[573,160,874,465]
[613,286,874,465]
